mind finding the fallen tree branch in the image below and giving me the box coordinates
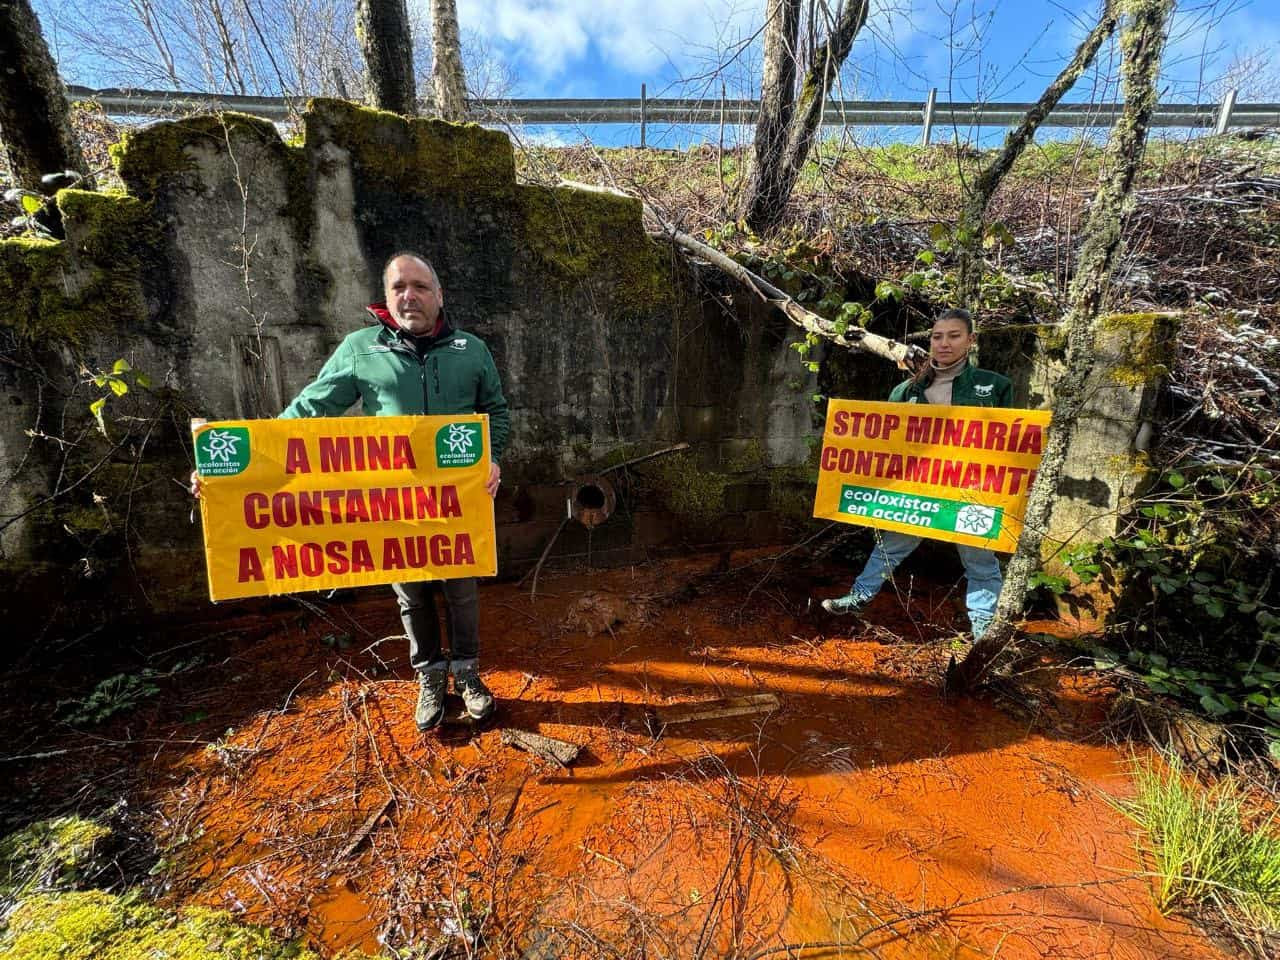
[560,178,928,371]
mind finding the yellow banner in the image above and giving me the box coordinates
[812,400,1051,552]
[193,414,496,601]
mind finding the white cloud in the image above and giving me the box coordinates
[448,0,760,84]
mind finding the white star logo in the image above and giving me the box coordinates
[203,429,241,463]
[956,504,997,536]
[445,424,476,456]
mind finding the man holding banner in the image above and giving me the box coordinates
[816,308,1040,642]
[196,252,511,731]
[283,252,509,729]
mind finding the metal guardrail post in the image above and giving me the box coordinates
[640,83,647,148]
[921,87,937,146]
[1214,87,1238,136]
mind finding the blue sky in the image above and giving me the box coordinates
[448,0,1279,146]
[450,0,1279,99]
[39,0,1280,147]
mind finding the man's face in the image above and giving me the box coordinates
[384,256,443,335]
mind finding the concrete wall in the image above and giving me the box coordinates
[0,101,832,629]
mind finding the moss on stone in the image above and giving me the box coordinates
[517,184,669,301]
[0,817,111,906]
[305,97,516,200]
[1037,323,1068,358]
[1098,311,1176,387]
[648,452,732,522]
[0,238,71,340]
[0,189,158,343]
[0,890,348,960]
[110,112,282,200]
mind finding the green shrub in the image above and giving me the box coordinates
[1115,756,1280,933]
[1064,466,1280,751]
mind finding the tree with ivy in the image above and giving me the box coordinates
[0,0,91,197]
[355,0,416,115]
[949,0,1175,694]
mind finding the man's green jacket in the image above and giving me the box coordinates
[280,306,511,460]
[887,364,1012,408]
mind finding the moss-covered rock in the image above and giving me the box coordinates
[0,890,341,960]
[1098,311,1177,387]
[517,184,670,302]
[0,238,70,340]
[110,112,283,201]
[0,190,158,343]
[305,97,516,200]
[0,817,111,908]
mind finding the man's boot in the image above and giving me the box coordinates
[415,667,447,731]
[452,660,495,722]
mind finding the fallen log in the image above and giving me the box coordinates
[559,178,928,371]
[645,693,780,736]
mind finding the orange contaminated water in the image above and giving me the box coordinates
[28,553,1230,959]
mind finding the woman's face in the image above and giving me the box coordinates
[929,318,975,366]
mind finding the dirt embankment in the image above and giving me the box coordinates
[1,553,1230,959]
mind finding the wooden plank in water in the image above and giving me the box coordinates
[337,794,394,861]
[645,693,780,736]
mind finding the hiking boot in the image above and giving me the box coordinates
[453,664,495,722]
[415,667,447,731]
[821,594,866,616]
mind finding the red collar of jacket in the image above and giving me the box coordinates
[366,303,453,342]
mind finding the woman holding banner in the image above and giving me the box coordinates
[821,308,1012,640]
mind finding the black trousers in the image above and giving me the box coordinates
[391,577,479,673]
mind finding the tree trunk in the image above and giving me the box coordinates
[947,0,1173,695]
[0,0,91,195]
[736,0,801,225]
[739,0,869,234]
[355,0,416,115]
[957,0,1119,311]
[429,0,467,122]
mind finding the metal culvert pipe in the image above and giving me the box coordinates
[569,474,616,529]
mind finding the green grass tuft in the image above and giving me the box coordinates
[1115,756,1280,934]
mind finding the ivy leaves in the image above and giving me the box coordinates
[86,358,152,435]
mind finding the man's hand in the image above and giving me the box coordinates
[189,470,203,500]
[486,461,501,497]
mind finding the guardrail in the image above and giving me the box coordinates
[67,84,1280,144]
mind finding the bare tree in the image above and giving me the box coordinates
[738,0,870,234]
[948,0,1174,694]
[355,0,416,114]
[429,0,467,121]
[0,0,90,194]
[45,0,362,99]
[956,0,1120,311]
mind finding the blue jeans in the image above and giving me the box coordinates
[848,531,1002,639]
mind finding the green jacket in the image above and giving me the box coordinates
[280,308,511,460]
[887,363,1013,409]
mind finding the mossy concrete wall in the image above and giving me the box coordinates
[0,100,826,630]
